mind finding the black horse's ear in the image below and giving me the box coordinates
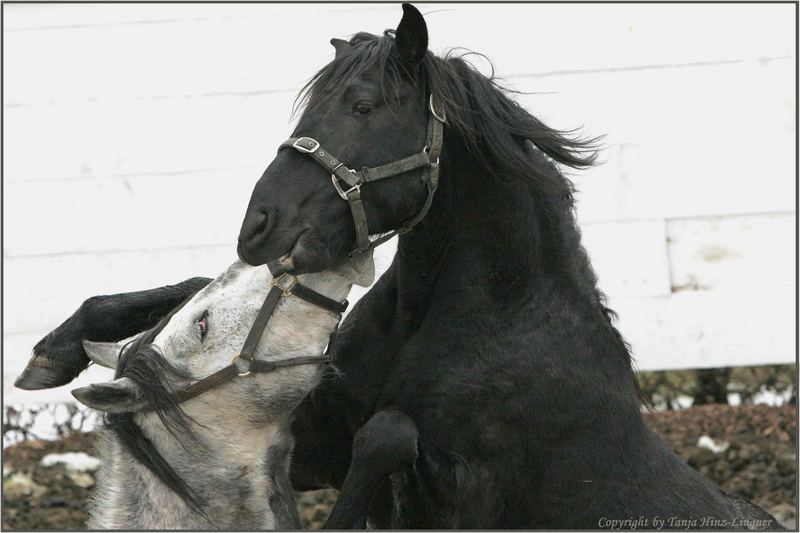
[395,3,428,67]
[330,38,353,58]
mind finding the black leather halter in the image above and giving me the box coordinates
[279,95,446,254]
[163,266,347,407]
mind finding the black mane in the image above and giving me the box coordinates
[298,31,601,197]
[105,299,209,519]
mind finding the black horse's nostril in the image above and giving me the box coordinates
[237,208,277,265]
[240,210,270,243]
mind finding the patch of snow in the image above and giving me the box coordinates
[697,435,729,454]
[67,470,95,488]
[3,472,46,498]
[3,403,101,449]
[674,394,694,409]
[752,388,792,407]
[40,452,101,472]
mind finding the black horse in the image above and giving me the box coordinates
[17,5,782,529]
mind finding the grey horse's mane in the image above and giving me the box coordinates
[105,298,210,520]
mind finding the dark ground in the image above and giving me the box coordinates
[646,404,796,528]
[2,404,796,529]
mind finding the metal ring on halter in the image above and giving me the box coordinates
[429,95,446,123]
[231,355,251,377]
[272,273,297,294]
[331,174,361,200]
[422,146,440,167]
[278,94,445,254]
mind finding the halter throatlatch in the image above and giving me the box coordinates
[279,95,446,254]
[160,265,347,408]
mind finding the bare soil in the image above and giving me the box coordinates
[2,404,795,529]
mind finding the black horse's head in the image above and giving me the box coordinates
[238,4,435,272]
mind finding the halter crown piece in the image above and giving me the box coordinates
[279,95,446,254]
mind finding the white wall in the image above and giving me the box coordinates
[3,4,796,404]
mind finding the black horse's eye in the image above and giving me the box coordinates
[353,102,373,115]
[198,310,209,340]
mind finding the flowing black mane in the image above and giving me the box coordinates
[299,30,600,196]
[105,300,209,519]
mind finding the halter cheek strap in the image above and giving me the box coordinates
[279,95,446,254]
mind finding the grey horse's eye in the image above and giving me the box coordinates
[198,310,209,340]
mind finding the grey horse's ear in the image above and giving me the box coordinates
[83,340,124,369]
[72,377,149,413]
[330,38,353,58]
[395,3,428,67]
[340,249,376,287]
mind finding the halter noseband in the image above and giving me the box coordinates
[279,95,446,254]
[159,265,347,408]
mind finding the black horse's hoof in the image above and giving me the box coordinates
[15,356,81,390]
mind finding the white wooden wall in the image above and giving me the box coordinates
[3,4,795,404]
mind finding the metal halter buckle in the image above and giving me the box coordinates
[272,273,297,294]
[293,137,320,154]
[231,355,251,377]
[331,174,361,200]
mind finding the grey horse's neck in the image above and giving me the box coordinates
[87,417,299,529]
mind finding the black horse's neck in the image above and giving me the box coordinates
[392,132,644,408]
[395,134,598,322]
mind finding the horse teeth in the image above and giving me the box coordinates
[280,256,295,270]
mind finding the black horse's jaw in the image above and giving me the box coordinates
[278,230,336,275]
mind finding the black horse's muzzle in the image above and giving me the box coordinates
[239,95,445,268]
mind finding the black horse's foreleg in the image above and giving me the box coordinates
[323,410,419,529]
[323,410,462,529]
[15,277,212,389]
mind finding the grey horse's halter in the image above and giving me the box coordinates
[157,266,346,408]
[279,95,446,254]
